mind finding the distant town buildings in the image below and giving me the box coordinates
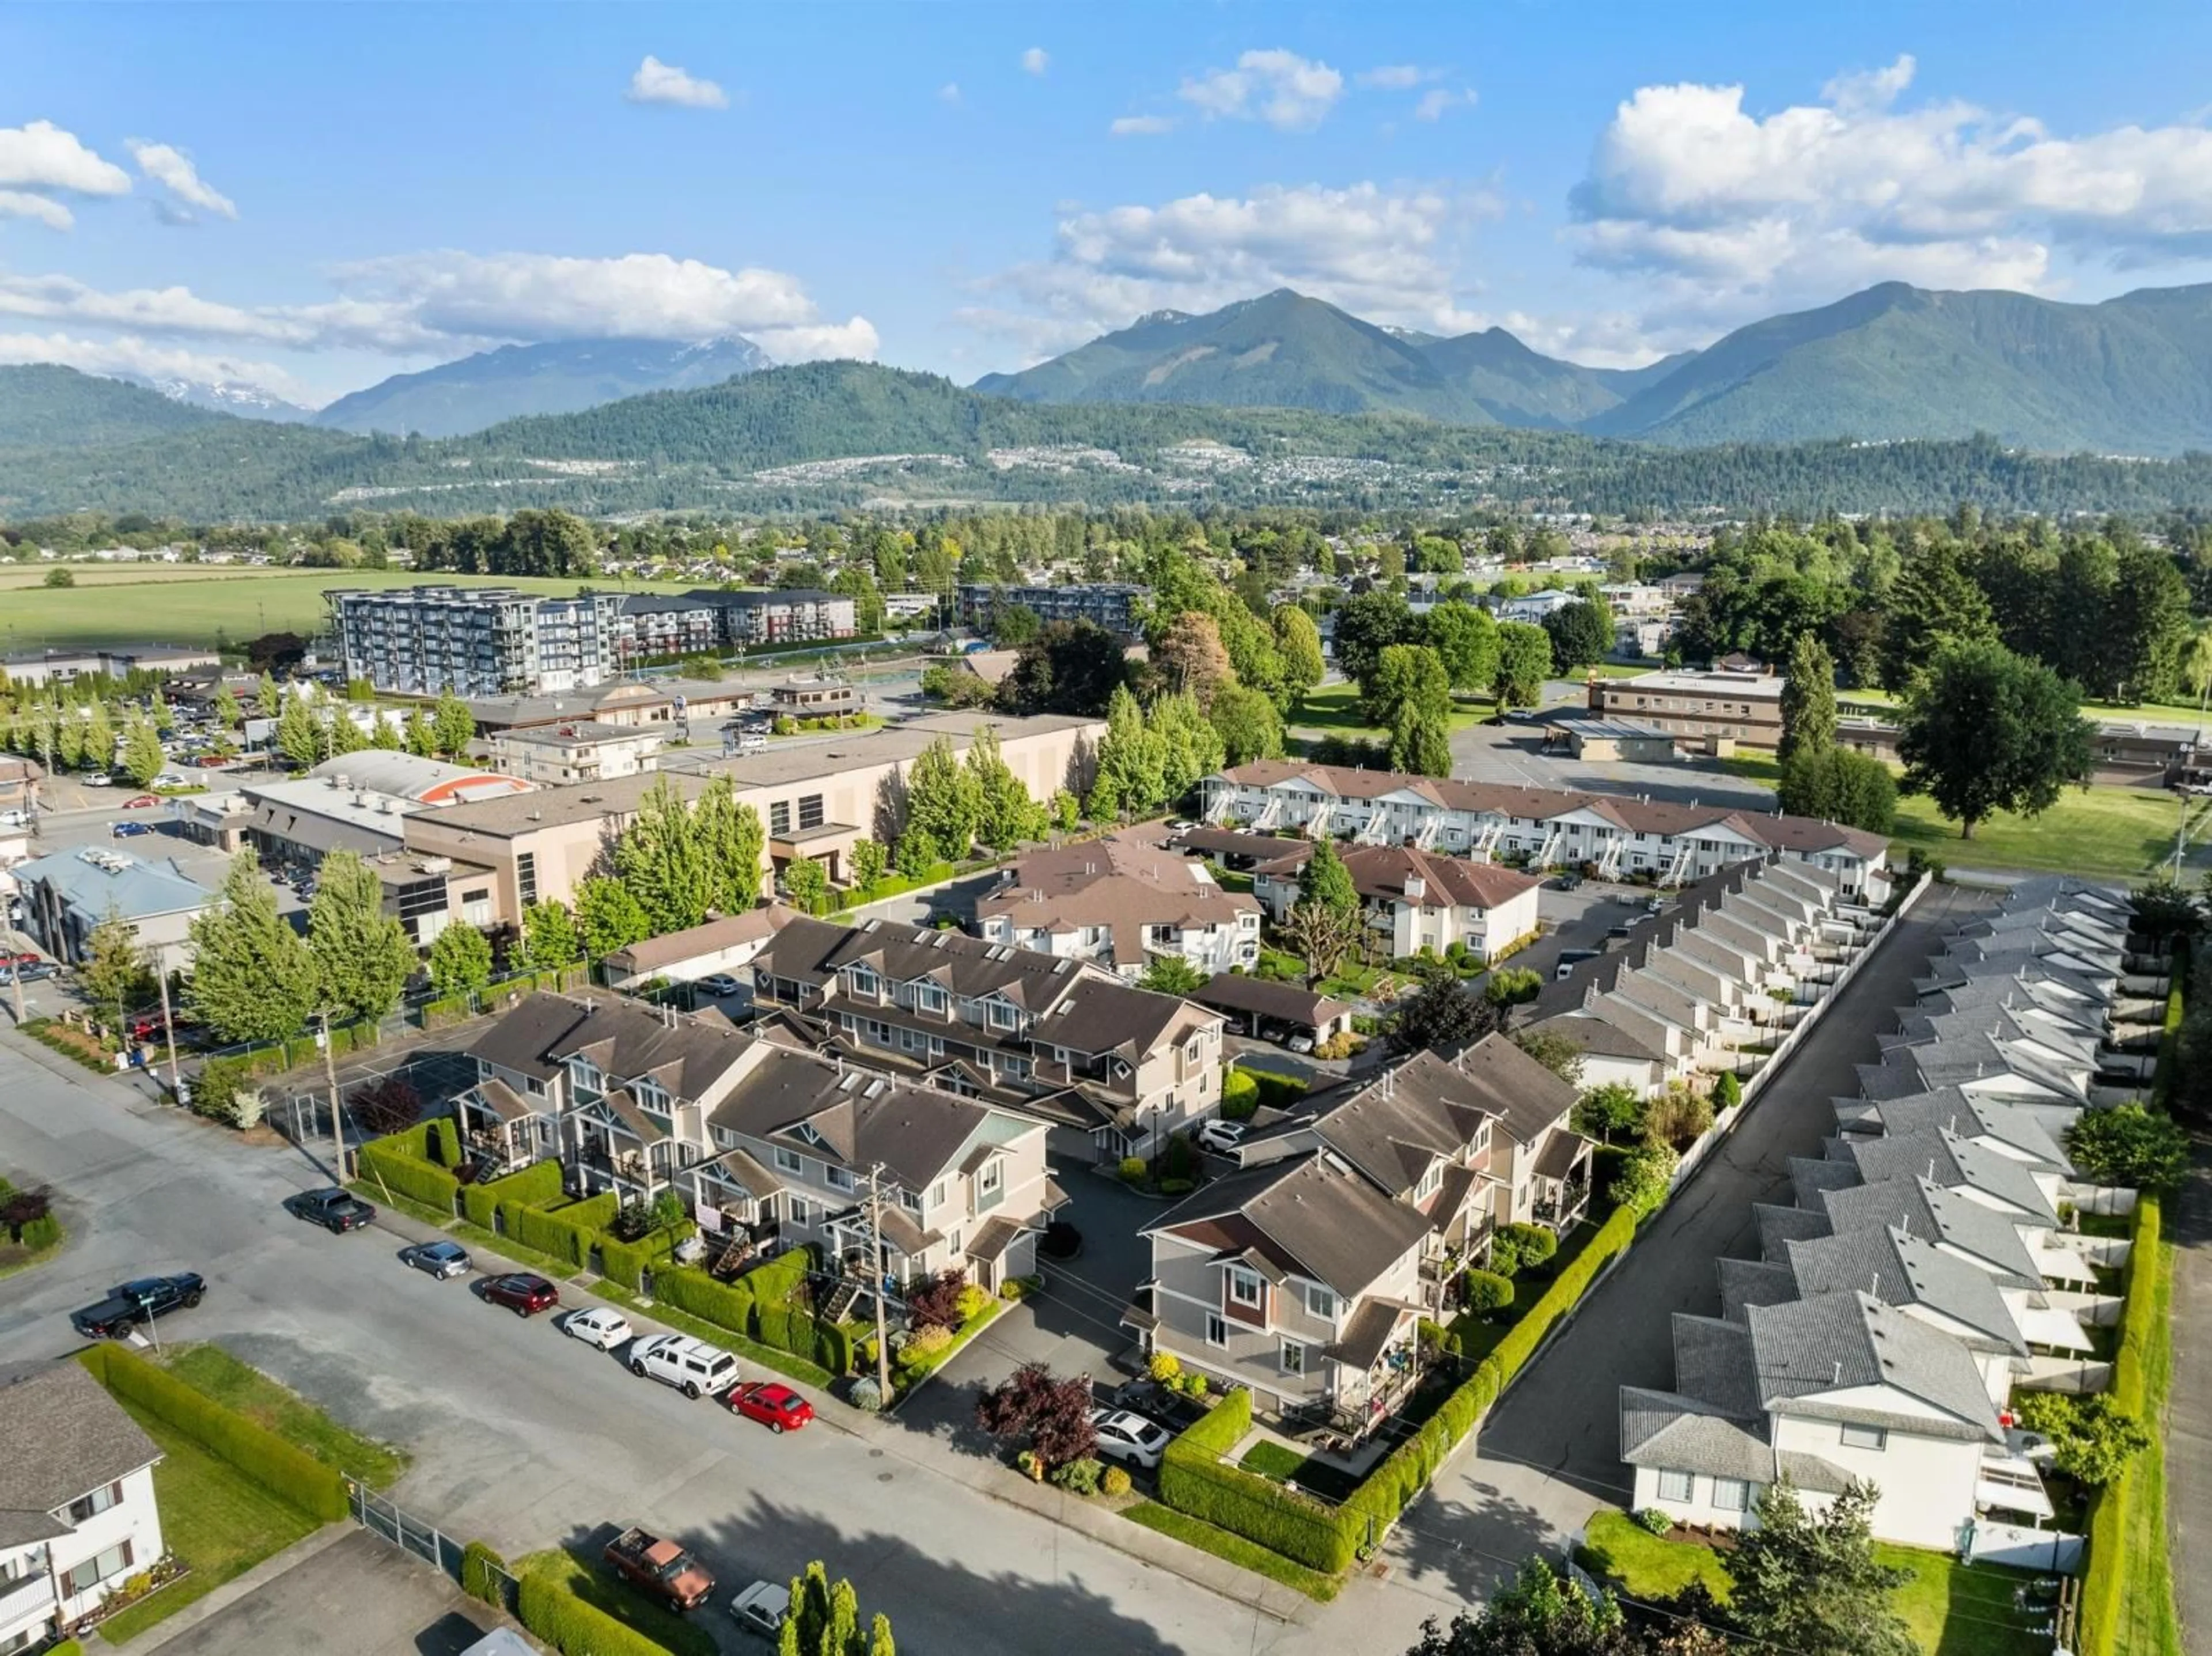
[612,589,857,663]
[957,583,1145,638]
[0,646,222,688]
[327,585,625,698]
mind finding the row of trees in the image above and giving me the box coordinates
[184,849,416,1043]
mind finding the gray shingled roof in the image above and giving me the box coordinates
[1146,1152,1433,1298]
[706,1045,1002,1192]
[1747,1291,2001,1442]
[1818,1177,2043,1286]
[1785,1224,2027,1356]
[1846,1127,2059,1225]
[0,1364,162,1546]
[1717,1257,1801,1322]
[1671,1314,1764,1418]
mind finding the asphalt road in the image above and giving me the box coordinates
[0,1023,1491,1656]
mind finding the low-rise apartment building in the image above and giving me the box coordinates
[452,992,1060,1292]
[976,832,1263,976]
[749,915,1228,1161]
[327,585,626,698]
[0,1363,166,1654]
[1248,842,1542,962]
[957,582,1145,638]
[1203,760,1889,897]
[613,589,858,662]
[486,721,665,785]
[1588,668,1785,749]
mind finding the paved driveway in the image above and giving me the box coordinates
[1369,882,1988,1617]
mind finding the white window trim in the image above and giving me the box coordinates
[1656,1469,1694,1503]
[1226,1266,1263,1308]
[1205,1313,1228,1347]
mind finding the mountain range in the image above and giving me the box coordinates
[309,335,775,437]
[976,281,2212,456]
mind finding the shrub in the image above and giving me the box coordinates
[357,1124,459,1213]
[1148,1351,1183,1384]
[461,1540,507,1605]
[600,1222,694,1292]
[461,1158,562,1230]
[1101,1465,1132,1498]
[1247,1070,1308,1112]
[906,1267,969,1331]
[899,1325,954,1366]
[956,1283,994,1322]
[1644,1086,1715,1150]
[1220,1068,1260,1121]
[1161,1134,1198,1181]
[516,1565,669,1656]
[1711,1070,1741,1109]
[1499,1222,1556,1269]
[349,1075,422,1138]
[1634,1507,1675,1537]
[507,1192,615,1268]
[1609,1143,1677,1216]
[17,1212,62,1251]
[1119,1156,1147,1185]
[1460,1268,1514,1314]
[76,1343,346,1522]
[1158,1177,1195,1195]
[1487,1233,1522,1279]
[189,1055,256,1123]
[1180,1371,1210,1398]
[1050,1456,1105,1495]
[850,1376,884,1413]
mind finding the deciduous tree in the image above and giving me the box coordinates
[81,907,151,1036]
[966,725,1048,850]
[1209,683,1285,766]
[1271,605,1325,707]
[974,1362,1098,1471]
[2064,1102,2191,1191]
[1494,622,1553,710]
[519,899,581,971]
[694,775,766,914]
[1422,601,1499,694]
[616,776,713,932]
[906,734,984,860]
[1896,639,2093,839]
[119,716,164,787]
[430,688,476,760]
[575,876,652,960]
[427,922,494,999]
[186,852,321,1043]
[309,848,415,1023]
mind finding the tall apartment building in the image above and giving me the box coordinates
[957,583,1146,638]
[327,586,624,698]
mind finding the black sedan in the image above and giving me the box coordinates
[289,1187,377,1233]
[72,1273,206,1339]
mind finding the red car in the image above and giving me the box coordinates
[483,1273,559,1317]
[725,1380,813,1434]
[120,794,160,809]
[1,952,38,969]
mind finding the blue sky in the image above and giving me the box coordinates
[4,0,2212,407]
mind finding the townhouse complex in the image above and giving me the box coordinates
[453,991,1062,1293]
[1127,1035,1586,1428]
[750,916,1228,1161]
[1201,760,1889,897]
[327,585,626,698]
[1241,836,1544,962]
[1624,878,2154,1560]
[976,831,1264,976]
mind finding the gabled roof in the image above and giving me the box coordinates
[1146,1153,1432,1299]
[0,1363,163,1547]
[1746,1291,2002,1442]
[976,829,1261,933]
[1783,1225,2027,1356]
[1302,1039,1580,1201]
[1817,1176,2043,1286]
[1336,843,1543,912]
[1190,973,1350,1030]
[469,990,755,1101]
[1844,1128,2060,1225]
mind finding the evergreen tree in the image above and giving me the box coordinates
[1879,542,1995,690]
[120,716,165,787]
[431,689,476,759]
[81,905,150,1036]
[308,848,415,1023]
[1140,955,1209,994]
[186,852,321,1043]
[1778,632,1838,762]
[213,683,242,730]
[1779,744,1896,832]
[519,899,581,971]
[369,711,404,750]
[904,735,984,859]
[615,776,713,932]
[1150,691,1225,806]
[1728,1481,1916,1656]
[427,922,494,998]
[404,707,438,757]
[1493,622,1552,710]
[1297,838,1359,914]
[575,876,653,959]
[1897,639,2094,838]
[1271,604,1325,708]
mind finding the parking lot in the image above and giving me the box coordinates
[1450,701,1773,813]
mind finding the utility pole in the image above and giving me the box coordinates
[867,1161,892,1399]
[320,1008,346,1180]
[156,968,181,1101]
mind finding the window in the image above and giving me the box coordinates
[1281,1339,1306,1375]
[770,800,791,836]
[1656,1469,1694,1503]
[516,852,538,907]
[1415,1161,1443,1201]
[66,1481,121,1523]
[929,1180,947,1208]
[798,793,825,831]
[1305,1283,1336,1320]
[825,1165,855,1193]
[1840,1423,1888,1452]
[987,999,1018,1030]
[1713,1478,1751,1513]
[63,1540,132,1597]
[1226,1266,1262,1308]
[850,965,878,996]
[774,1146,805,1175]
[918,983,947,1014]
[787,1196,812,1225]
[1205,1313,1228,1347]
[978,1158,1004,1208]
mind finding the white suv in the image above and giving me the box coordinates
[629,1333,739,1399]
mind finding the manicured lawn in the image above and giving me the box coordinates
[1717,752,1783,787]
[1120,1501,1340,1602]
[1577,1511,1733,1602]
[161,1344,409,1490]
[515,1548,718,1656]
[1891,786,2202,880]
[1238,1440,1306,1480]
[1287,682,1492,740]
[96,1404,317,1644]
[1578,1513,2048,1656]
[2111,1223,2183,1656]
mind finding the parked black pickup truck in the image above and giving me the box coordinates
[73,1274,206,1339]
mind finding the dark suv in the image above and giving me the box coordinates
[72,1274,206,1338]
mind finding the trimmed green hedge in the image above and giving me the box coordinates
[646,1249,853,1371]
[508,1192,618,1270]
[461,1539,507,1606]
[600,1222,695,1292]
[516,1566,671,1656]
[78,1343,347,1522]
[1245,1068,1308,1112]
[2079,1191,2165,1656]
[356,1124,459,1215]
[1220,1069,1260,1121]
[1157,1386,1357,1574]
[655,1264,756,1332]
[429,1117,460,1166]
[461,1158,563,1230]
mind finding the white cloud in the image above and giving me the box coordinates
[0,120,131,196]
[1356,65,1429,90]
[0,191,74,230]
[938,82,963,105]
[1109,115,1177,138]
[966,181,1495,359]
[1179,49,1343,132]
[127,141,237,220]
[625,55,729,109]
[1567,54,2212,340]
[1021,47,1049,76]
[0,250,876,363]
[1414,88,1475,123]
[0,329,316,403]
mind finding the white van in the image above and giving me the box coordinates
[628,1332,739,1399]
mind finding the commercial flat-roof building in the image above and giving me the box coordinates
[0,645,221,687]
[1588,668,1785,751]
[11,846,215,972]
[327,585,625,698]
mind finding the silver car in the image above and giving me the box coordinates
[400,1240,471,1279]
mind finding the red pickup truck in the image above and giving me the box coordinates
[603,1528,714,1612]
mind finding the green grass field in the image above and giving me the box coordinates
[162,1344,409,1488]
[2113,1225,2183,1656]
[97,1404,317,1644]
[1577,1513,2047,1656]
[0,568,693,651]
[1288,681,1495,739]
